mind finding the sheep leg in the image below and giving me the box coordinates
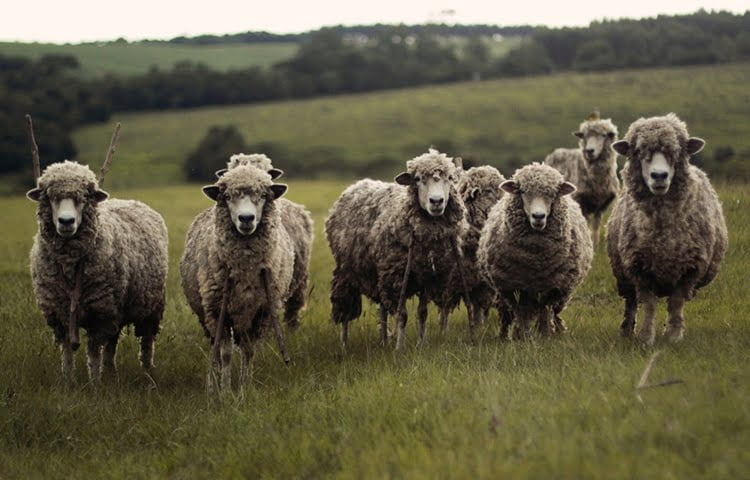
[102,335,119,374]
[417,295,428,345]
[439,307,449,334]
[513,301,534,341]
[395,235,414,352]
[340,321,349,347]
[379,305,389,346]
[498,305,512,340]
[620,294,638,338]
[86,336,104,383]
[395,308,408,352]
[139,334,154,370]
[553,306,567,335]
[637,290,658,346]
[219,333,233,391]
[537,307,553,337]
[261,269,290,365]
[590,212,602,250]
[238,335,255,387]
[60,336,74,382]
[664,294,686,342]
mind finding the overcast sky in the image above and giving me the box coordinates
[1,0,747,43]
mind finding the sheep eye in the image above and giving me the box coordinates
[414,176,422,183]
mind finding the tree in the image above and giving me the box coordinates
[183,125,247,182]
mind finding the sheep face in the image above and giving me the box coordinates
[227,192,265,236]
[395,149,461,217]
[501,164,576,231]
[573,120,617,164]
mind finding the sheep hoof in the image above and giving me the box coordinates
[664,325,684,343]
[638,329,656,346]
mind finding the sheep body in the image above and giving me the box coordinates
[606,113,728,343]
[325,149,467,348]
[478,163,592,337]
[29,161,168,380]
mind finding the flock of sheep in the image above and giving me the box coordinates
[24,112,728,390]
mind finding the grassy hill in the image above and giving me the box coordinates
[0,41,298,76]
[0,181,748,477]
[62,62,750,190]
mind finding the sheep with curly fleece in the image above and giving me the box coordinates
[325,148,468,350]
[218,152,313,328]
[27,161,168,382]
[434,165,512,337]
[545,111,620,249]
[606,113,728,344]
[478,163,592,338]
[180,165,300,390]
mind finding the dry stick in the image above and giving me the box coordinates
[25,114,41,180]
[451,238,475,341]
[636,350,662,389]
[211,275,231,368]
[262,269,290,365]
[397,235,415,319]
[68,259,84,351]
[637,379,685,390]
[98,122,121,187]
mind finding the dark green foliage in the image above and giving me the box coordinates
[183,125,247,182]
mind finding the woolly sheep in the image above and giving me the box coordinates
[219,152,313,328]
[325,149,468,350]
[606,113,728,344]
[478,163,593,338]
[545,112,620,249]
[434,165,512,336]
[180,165,308,390]
[27,161,168,382]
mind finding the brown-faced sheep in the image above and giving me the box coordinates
[218,152,313,328]
[545,112,620,249]
[434,165,512,337]
[478,163,593,338]
[180,165,299,390]
[606,113,728,345]
[325,149,468,350]
[27,161,168,382]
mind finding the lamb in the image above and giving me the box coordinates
[27,124,168,382]
[434,165,512,337]
[180,165,307,390]
[325,148,468,350]
[606,113,728,345]
[217,152,313,328]
[545,111,620,249]
[478,163,593,338]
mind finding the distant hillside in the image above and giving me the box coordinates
[0,41,298,77]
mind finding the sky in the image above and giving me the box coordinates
[0,0,747,43]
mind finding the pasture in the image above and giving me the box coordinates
[0,180,748,478]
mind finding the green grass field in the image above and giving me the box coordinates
[66,62,750,189]
[0,181,748,478]
[0,41,298,77]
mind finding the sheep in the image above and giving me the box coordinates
[217,152,313,328]
[325,148,468,350]
[433,165,513,337]
[180,165,306,390]
[27,161,168,382]
[478,163,593,339]
[545,111,620,249]
[606,113,728,345]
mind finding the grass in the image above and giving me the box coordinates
[63,62,750,189]
[0,41,298,77]
[0,181,748,478]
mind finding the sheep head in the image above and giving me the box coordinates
[203,165,287,236]
[26,161,108,238]
[395,148,461,217]
[215,153,284,180]
[501,163,575,231]
[572,112,618,164]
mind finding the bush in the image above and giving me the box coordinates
[183,125,247,182]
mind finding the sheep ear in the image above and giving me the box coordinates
[500,180,520,194]
[268,168,284,180]
[469,187,479,200]
[686,137,705,155]
[453,157,463,170]
[270,184,287,199]
[93,189,109,203]
[559,181,576,196]
[572,131,584,139]
[215,168,228,178]
[612,140,629,155]
[26,188,42,202]
[395,172,413,186]
[202,185,221,201]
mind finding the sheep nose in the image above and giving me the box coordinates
[532,212,546,220]
[238,214,255,223]
[58,216,75,226]
[585,148,595,155]
[651,171,668,181]
[429,196,444,206]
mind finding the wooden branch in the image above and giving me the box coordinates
[211,275,230,367]
[636,379,685,390]
[397,234,415,316]
[98,122,121,187]
[262,269,290,365]
[636,351,661,389]
[68,259,84,351]
[25,114,41,181]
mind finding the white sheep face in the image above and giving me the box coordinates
[51,197,84,237]
[416,174,453,217]
[501,180,576,231]
[227,193,265,236]
[641,152,674,195]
